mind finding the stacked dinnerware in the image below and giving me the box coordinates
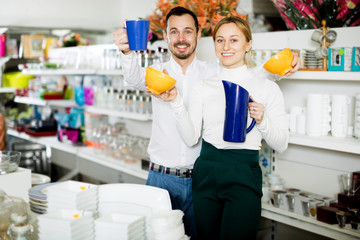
[46,180,98,214]
[28,182,59,214]
[304,50,323,69]
[38,209,94,240]
[354,93,360,139]
[150,210,189,240]
[95,213,146,240]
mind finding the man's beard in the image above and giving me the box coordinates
[170,41,197,60]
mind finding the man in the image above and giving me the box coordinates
[113,6,299,239]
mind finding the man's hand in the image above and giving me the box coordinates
[145,69,178,101]
[113,27,131,55]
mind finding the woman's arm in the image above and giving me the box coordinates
[256,84,289,153]
[250,51,300,81]
[162,84,203,147]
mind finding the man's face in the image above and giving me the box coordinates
[164,14,200,60]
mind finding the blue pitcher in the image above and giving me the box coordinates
[222,80,256,142]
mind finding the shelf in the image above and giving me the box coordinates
[14,96,77,107]
[0,87,15,93]
[7,129,79,154]
[6,128,148,180]
[289,133,360,155]
[287,71,360,81]
[85,106,152,121]
[262,203,360,240]
[21,69,124,76]
[77,147,148,180]
[96,69,123,75]
[22,69,96,75]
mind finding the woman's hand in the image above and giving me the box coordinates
[285,51,300,77]
[248,96,264,124]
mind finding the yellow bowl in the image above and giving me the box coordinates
[263,48,294,76]
[145,67,176,95]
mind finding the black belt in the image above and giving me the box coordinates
[150,162,192,178]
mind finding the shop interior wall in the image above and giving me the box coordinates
[0,0,157,43]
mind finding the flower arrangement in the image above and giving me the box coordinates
[61,33,90,47]
[271,0,360,30]
[145,0,247,41]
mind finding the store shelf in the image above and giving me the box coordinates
[7,128,148,180]
[262,203,360,240]
[287,71,360,81]
[14,96,77,107]
[0,87,15,93]
[289,133,360,155]
[85,106,152,121]
[22,69,96,75]
[96,69,123,75]
[7,128,79,154]
[77,147,148,180]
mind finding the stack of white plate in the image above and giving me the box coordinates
[38,209,94,240]
[46,180,98,213]
[150,210,189,240]
[95,213,146,240]
[28,182,59,214]
[304,50,323,69]
[98,184,172,240]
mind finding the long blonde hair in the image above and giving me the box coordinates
[212,16,252,66]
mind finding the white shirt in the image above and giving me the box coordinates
[120,52,282,168]
[169,65,289,153]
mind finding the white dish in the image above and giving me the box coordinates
[98,184,171,212]
[95,213,145,232]
[28,182,60,200]
[32,173,51,186]
[46,180,97,196]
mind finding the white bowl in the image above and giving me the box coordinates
[150,210,184,233]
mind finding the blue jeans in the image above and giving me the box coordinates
[146,169,197,239]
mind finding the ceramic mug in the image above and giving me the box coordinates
[315,47,328,59]
[125,20,150,51]
[326,30,337,43]
[311,29,325,43]
[222,80,255,142]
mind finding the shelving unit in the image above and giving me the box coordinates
[22,69,96,75]
[6,128,148,180]
[21,69,123,76]
[286,71,360,81]
[85,106,152,121]
[0,87,15,93]
[289,133,360,155]
[14,96,77,107]
[262,203,360,240]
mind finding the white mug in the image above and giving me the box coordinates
[331,94,350,138]
[306,94,325,136]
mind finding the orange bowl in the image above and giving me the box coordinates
[263,48,294,76]
[145,67,176,94]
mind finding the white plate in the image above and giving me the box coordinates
[31,173,51,186]
[98,184,172,212]
[28,182,60,200]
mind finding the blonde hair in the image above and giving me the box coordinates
[212,16,252,66]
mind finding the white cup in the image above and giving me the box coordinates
[290,106,304,133]
[306,94,325,136]
[332,94,350,138]
[296,114,306,134]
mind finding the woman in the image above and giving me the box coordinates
[160,16,289,239]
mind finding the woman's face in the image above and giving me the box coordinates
[214,22,252,69]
